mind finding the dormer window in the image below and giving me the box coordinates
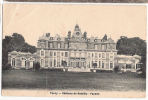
[57,38,61,41]
[21,57,26,60]
[50,37,53,40]
[76,32,80,35]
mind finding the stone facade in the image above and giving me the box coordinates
[37,24,117,70]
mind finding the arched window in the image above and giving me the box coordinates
[102,61,104,68]
[102,53,105,58]
[99,61,101,68]
[40,59,44,67]
[58,43,61,49]
[54,59,56,67]
[12,58,15,67]
[110,61,113,69]
[25,60,27,67]
[40,50,45,57]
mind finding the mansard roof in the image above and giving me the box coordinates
[38,24,116,44]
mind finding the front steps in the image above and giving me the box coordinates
[67,68,91,72]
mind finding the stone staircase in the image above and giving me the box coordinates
[68,68,91,72]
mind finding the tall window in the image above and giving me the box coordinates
[54,52,56,56]
[102,45,105,50]
[50,51,53,57]
[41,50,44,57]
[25,61,27,67]
[99,61,101,68]
[65,44,68,49]
[102,53,105,58]
[110,53,113,59]
[95,53,97,58]
[41,59,44,67]
[110,61,113,69]
[79,52,81,57]
[95,45,98,50]
[49,43,53,48]
[12,58,15,66]
[99,53,101,58]
[61,52,64,56]
[65,52,68,57]
[57,52,60,57]
[126,64,132,69]
[54,59,56,67]
[88,53,90,57]
[50,60,52,67]
[102,61,104,68]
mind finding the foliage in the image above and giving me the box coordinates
[114,66,120,73]
[33,62,40,71]
[92,63,97,68]
[3,64,12,70]
[116,36,146,77]
[2,33,37,69]
[61,60,67,67]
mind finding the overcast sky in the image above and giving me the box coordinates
[3,4,147,46]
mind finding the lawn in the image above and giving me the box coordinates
[2,70,146,91]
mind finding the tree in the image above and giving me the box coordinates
[114,66,120,73]
[92,63,97,68]
[33,62,40,71]
[61,60,67,68]
[116,36,146,77]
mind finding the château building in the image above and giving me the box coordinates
[36,24,117,70]
[8,24,141,72]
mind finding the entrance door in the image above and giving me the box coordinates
[76,62,80,68]
[30,61,33,68]
[25,60,30,69]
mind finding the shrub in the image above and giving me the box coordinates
[114,66,119,73]
[61,60,67,67]
[3,63,12,70]
[33,62,40,71]
[92,63,97,68]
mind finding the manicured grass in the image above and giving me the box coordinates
[2,70,146,91]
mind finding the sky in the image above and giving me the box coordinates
[3,4,147,46]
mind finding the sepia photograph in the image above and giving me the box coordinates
[3,0,148,3]
[2,4,147,98]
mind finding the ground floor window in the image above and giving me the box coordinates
[25,61,27,67]
[99,61,101,68]
[12,58,15,67]
[126,64,132,69]
[41,59,44,67]
[102,61,104,68]
[50,60,52,67]
[54,59,56,67]
[110,62,113,69]
[57,61,60,67]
